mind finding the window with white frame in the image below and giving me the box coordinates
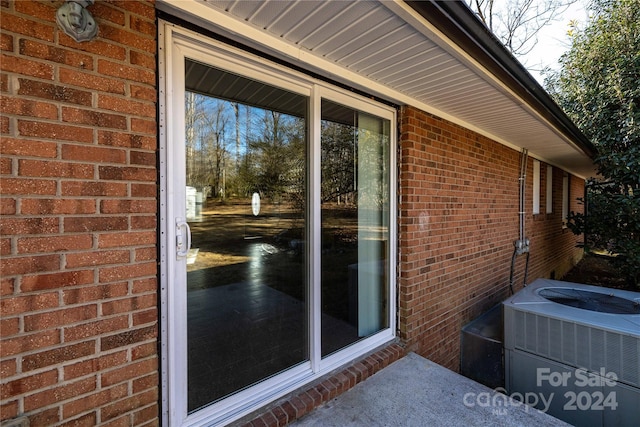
[533,160,540,214]
[562,173,569,226]
[546,165,553,214]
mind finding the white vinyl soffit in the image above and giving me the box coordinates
[157,0,596,179]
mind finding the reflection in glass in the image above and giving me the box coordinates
[320,99,390,357]
[184,59,308,412]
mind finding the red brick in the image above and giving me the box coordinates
[0,218,59,235]
[62,143,126,163]
[98,131,155,150]
[0,157,10,176]
[100,199,156,213]
[100,416,130,427]
[270,406,288,426]
[63,384,129,419]
[0,316,20,337]
[0,198,16,215]
[101,389,157,422]
[19,39,94,70]
[24,377,97,412]
[100,324,157,352]
[97,59,155,85]
[129,15,156,37]
[24,305,98,333]
[62,106,127,129]
[64,351,128,381]
[98,94,155,118]
[20,198,96,214]
[132,307,158,326]
[101,358,157,387]
[99,261,157,283]
[23,340,96,372]
[130,117,156,135]
[59,67,125,94]
[57,37,126,61]
[0,177,57,195]
[65,250,130,268]
[0,401,18,422]
[132,372,158,394]
[0,32,13,52]
[1,137,58,158]
[111,0,156,20]
[61,180,128,197]
[130,150,156,166]
[130,83,156,102]
[0,330,60,357]
[98,165,156,182]
[18,159,94,179]
[132,403,158,425]
[0,120,8,137]
[132,216,157,231]
[13,0,57,22]
[0,291,59,316]
[100,24,155,53]
[0,358,17,378]
[0,369,58,399]
[134,247,156,262]
[18,120,93,143]
[0,13,55,42]
[90,2,126,26]
[63,283,129,305]
[17,234,93,254]
[18,78,92,105]
[0,254,60,276]
[64,315,130,342]
[21,269,94,292]
[102,294,155,316]
[0,53,54,80]
[132,278,156,294]
[1,96,58,119]
[98,231,155,248]
[131,341,157,361]
[64,216,128,232]
[1,237,11,256]
[59,412,96,427]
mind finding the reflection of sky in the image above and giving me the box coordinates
[189,94,303,157]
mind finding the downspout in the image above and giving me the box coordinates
[509,148,530,294]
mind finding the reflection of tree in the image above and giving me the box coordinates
[357,128,388,210]
[240,110,305,205]
[320,121,389,209]
[321,121,355,204]
[185,93,232,198]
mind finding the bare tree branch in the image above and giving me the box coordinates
[466,0,577,57]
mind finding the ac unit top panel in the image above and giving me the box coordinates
[504,279,640,336]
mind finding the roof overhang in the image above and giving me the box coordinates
[157,0,597,179]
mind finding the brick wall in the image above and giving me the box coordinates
[397,105,584,371]
[0,1,159,426]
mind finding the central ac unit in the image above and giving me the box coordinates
[503,278,640,426]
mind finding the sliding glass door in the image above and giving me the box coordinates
[183,59,309,412]
[161,24,395,426]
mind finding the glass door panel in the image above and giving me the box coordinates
[183,59,308,412]
[320,99,390,357]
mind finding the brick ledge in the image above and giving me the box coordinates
[236,342,406,427]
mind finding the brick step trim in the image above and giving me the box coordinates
[236,342,405,427]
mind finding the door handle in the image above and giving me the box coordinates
[175,217,191,259]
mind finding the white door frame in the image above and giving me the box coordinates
[158,21,397,427]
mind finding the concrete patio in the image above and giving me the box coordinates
[291,352,568,426]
